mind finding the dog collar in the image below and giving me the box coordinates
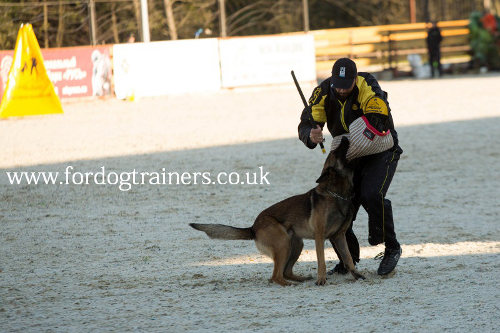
[325,189,353,201]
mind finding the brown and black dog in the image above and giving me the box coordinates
[190,138,365,286]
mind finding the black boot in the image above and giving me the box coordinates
[327,262,349,275]
[377,246,402,275]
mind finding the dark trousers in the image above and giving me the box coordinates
[429,49,442,77]
[331,146,402,264]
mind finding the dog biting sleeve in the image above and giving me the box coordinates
[330,116,394,160]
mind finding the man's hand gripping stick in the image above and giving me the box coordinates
[291,70,326,154]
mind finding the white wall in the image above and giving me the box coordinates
[219,34,316,88]
[113,39,221,99]
[113,34,317,97]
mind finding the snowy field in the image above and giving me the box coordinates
[1,74,499,332]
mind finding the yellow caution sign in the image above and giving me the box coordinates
[0,24,63,118]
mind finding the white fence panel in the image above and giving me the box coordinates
[219,34,316,88]
[113,39,221,98]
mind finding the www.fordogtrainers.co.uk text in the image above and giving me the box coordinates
[5,166,271,192]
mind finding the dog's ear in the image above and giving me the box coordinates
[316,167,332,183]
[332,137,350,170]
[334,137,350,161]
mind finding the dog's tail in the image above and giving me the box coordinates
[189,223,254,240]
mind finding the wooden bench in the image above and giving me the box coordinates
[311,20,470,72]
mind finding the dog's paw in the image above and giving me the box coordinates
[352,271,366,280]
[315,277,327,286]
[270,277,293,286]
[284,274,313,282]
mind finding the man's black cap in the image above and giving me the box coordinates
[331,58,357,89]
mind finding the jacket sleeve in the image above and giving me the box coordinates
[298,85,326,149]
[356,73,391,132]
[298,108,318,149]
[357,72,388,110]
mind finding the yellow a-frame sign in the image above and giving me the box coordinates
[0,24,63,118]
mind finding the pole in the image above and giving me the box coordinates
[219,0,227,37]
[484,0,491,12]
[303,0,309,32]
[140,0,150,42]
[43,2,49,48]
[89,0,97,45]
[409,0,416,23]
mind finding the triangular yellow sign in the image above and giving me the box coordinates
[0,24,63,118]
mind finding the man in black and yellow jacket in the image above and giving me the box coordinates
[298,58,403,275]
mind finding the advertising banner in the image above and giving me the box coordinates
[113,39,221,99]
[219,34,316,88]
[0,45,111,102]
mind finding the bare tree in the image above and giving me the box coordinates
[111,2,120,43]
[56,0,64,47]
[132,0,142,40]
[164,0,178,40]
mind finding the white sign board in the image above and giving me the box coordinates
[113,39,221,98]
[219,34,316,88]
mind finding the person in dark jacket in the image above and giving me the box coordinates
[298,58,403,276]
[427,21,443,77]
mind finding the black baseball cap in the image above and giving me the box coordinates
[331,58,357,89]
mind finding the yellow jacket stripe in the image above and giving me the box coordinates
[311,95,327,123]
[356,76,376,112]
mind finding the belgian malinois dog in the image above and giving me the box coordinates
[190,138,365,286]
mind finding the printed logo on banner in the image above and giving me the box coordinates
[43,48,112,98]
[1,45,112,102]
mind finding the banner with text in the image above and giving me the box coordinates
[219,34,316,88]
[113,39,221,99]
[0,45,112,102]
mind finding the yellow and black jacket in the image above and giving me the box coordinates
[298,72,399,150]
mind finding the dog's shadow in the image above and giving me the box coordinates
[183,260,378,289]
[183,251,499,288]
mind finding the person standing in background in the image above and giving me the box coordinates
[426,21,443,77]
